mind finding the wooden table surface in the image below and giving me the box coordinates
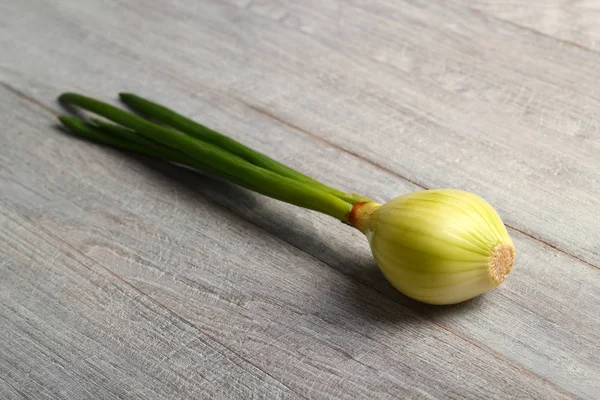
[1,1,599,399]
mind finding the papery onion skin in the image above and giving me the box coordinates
[350,189,515,305]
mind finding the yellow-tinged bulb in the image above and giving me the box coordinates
[349,189,515,305]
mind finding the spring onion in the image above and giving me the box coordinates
[57,92,516,305]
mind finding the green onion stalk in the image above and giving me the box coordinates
[57,92,516,305]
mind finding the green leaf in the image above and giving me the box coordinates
[58,95,354,221]
[119,93,371,204]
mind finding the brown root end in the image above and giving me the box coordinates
[489,243,516,284]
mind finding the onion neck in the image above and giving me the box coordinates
[347,201,381,235]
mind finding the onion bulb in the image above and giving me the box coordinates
[348,189,515,304]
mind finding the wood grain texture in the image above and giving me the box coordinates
[5,0,599,267]
[1,0,599,399]
[0,184,296,398]
[469,0,600,51]
[1,86,586,400]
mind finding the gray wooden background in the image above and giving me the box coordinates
[1,1,599,399]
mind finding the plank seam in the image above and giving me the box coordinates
[467,5,600,57]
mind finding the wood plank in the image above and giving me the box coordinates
[469,0,600,51]
[2,75,598,398]
[0,211,296,398]
[2,0,599,269]
[2,0,600,398]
